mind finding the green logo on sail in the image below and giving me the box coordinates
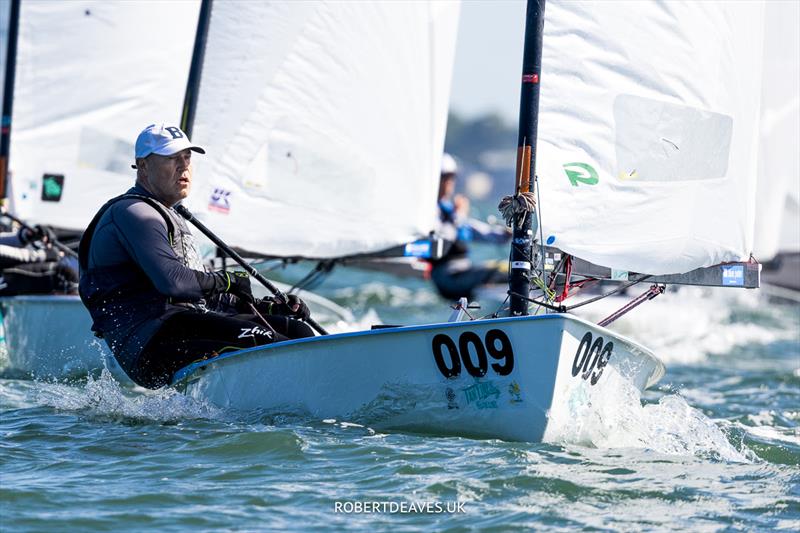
[41,173,65,202]
[563,162,599,187]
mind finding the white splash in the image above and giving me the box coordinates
[34,369,223,423]
[545,371,752,462]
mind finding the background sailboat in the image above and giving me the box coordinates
[0,0,200,379]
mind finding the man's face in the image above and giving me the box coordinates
[439,174,456,199]
[139,149,193,206]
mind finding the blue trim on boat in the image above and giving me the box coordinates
[171,313,565,384]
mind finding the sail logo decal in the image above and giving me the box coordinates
[721,265,744,286]
[41,174,64,202]
[572,332,613,386]
[431,329,514,379]
[209,188,231,214]
[404,240,432,258]
[563,162,599,187]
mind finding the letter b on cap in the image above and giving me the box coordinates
[165,126,184,139]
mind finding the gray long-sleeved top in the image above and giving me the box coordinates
[79,185,230,369]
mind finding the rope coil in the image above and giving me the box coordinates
[498,192,536,228]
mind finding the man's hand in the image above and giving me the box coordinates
[262,294,310,320]
[453,194,470,218]
[225,271,254,304]
[44,247,61,262]
[19,225,56,245]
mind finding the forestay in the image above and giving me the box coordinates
[8,0,200,230]
[536,1,765,275]
[752,0,799,260]
[186,1,460,259]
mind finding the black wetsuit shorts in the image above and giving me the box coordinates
[129,309,314,388]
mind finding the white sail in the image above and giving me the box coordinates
[7,0,200,230]
[752,0,800,260]
[186,1,460,259]
[536,1,765,275]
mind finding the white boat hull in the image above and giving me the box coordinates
[174,313,665,442]
[0,295,124,380]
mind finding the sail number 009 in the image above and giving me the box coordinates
[431,329,514,378]
[572,332,613,386]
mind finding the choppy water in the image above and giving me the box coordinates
[1,266,798,531]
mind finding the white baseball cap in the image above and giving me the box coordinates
[441,152,458,175]
[131,123,205,168]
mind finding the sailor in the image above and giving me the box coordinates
[79,123,313,389]
[430,153,510,300]
[0,222,80,295]
[0,224,60,269]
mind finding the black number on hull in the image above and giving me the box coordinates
[572,331,613,386]
[431,329,514,378]
[432,334,461,378]
[458,332,488,377]
[486,329,514,376]
[591,342,613,385]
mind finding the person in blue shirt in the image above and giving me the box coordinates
[430,153,510,300]
[79,123,312,389]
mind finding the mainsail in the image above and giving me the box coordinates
[185,1,460,259]
[7,0,200,230]
[536,1,765,276]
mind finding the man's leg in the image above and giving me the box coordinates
[234,313,315,340]
[132,310,287,389]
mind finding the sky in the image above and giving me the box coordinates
[449,1,527,124]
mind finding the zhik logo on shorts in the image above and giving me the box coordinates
[238,326,273,340]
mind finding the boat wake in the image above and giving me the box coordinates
[31,369,223,424]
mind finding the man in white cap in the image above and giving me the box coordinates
[79,123,312,389]
[430,153,510,300]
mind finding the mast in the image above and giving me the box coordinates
[508,0,546,316]
[181,0,213,136]
[0,0,21,200]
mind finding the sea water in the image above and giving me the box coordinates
[1,265,798,531]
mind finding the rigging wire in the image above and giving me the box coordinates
[488,292,511,319]
[290,260,336,293]
[533,173,548,290]
[509,273,653,313]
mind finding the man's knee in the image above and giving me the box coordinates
[287,318,315,339]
